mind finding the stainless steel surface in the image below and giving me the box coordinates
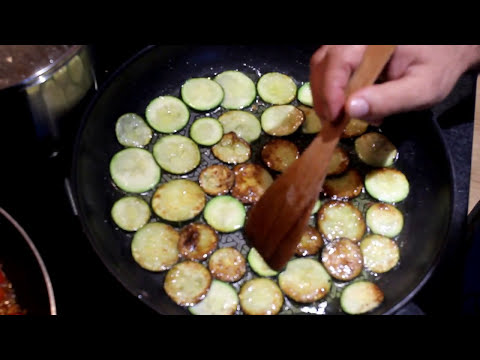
[1,45,96,141]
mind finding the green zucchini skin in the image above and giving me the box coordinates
[109,148,161,193]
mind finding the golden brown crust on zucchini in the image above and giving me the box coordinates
[295,225,324,256]
[151,179,206,222]
[164,260,212,306]
[211,132,252,164]
[198,164,235,196]
[323,168,364,199]
[342,118,369,138]
[327,146,350,176]
[298,105,323,134]
[355,132,398,167]
[317,200,366,242]
[208,247,246,282]
[178,223,219,261]
[239,278,284,315]
[261,139,299,173]
[360,234,400,273]
[321,238,363,281]
[261,105,305,136]
[231,163,274,204]
[278,258,331,303]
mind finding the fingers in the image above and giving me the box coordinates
[345,68,450,123]
[310,46,366,122]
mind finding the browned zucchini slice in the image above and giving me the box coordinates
[326,146,350,176]
[178,223,219,261]
[366,202,404,238]
[260,105,304,136]
[151,179,206,222]
[208,247,246,282]
[231,163,273,204]
[239,278,284,315]
[164,260,212,306]
[295,225,324,256]
[323,168,364,199]
[198,164,235,196]
[131,222,180,272]
[298,105,322,134]
[261,139,299,173]
[340,281,384,315]
[360,234,400,273]
[278,258,332,303]
[321,238,363,281]
[355,132,398,167]
[317,200,366,242]
[211,132,252,164]
[342,118,369,138]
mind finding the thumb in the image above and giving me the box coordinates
[345,73,446,123]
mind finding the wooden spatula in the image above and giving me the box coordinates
[245,45,397,270]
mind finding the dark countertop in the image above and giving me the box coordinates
[1,45,477,315]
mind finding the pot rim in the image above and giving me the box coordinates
[2,44,86,92]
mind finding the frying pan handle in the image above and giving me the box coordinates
[64,178,79,217]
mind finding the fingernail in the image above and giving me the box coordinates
[348,97,370,118]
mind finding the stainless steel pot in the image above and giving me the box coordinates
[1,45,96,142]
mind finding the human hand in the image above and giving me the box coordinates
[310,45,480,125]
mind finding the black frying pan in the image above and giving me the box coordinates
[72,45,454,315]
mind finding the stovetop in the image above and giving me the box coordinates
[1,44,477,315]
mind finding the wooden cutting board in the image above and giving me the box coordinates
[468,74,480,213]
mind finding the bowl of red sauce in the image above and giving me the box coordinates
[0,207,56,315]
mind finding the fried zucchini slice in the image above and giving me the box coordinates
[355,132,398,167]
[295,225,324,256]
[208,247,246,282]
[317,200,366,242]
[131,222,179,272]
[198,164,235,196]
[321,238,363,281]
[298,105,322,134]
[181,77,224,111]
[261,105,304,136]
[110,148,161,193]
[342,118,369,138]
[203,195,246,233]
[366,202,404,238]
[257,72,297,105]
[340,281,384,315]
[189,280,239,315]
[152,135,200,175]
[218,110,262,143]
[360,234,400,273]
[212,132,252,164]
[151,179,205,222]
[164,260,212,306]
[115,113,153,148]
[323,168,364,199]
[189,117,224,146]
[365,168,410,203]
[239,278,284,315]
[178,223,219,261]
[278,258,332,303]
[261,138,299,173]
[231,163,273,204]
[297,82,313,106]
[327,146,350,176]
[247,247,279,277]
[111,196,151,232]
[145,95,190,133]
[214,70,256,110]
